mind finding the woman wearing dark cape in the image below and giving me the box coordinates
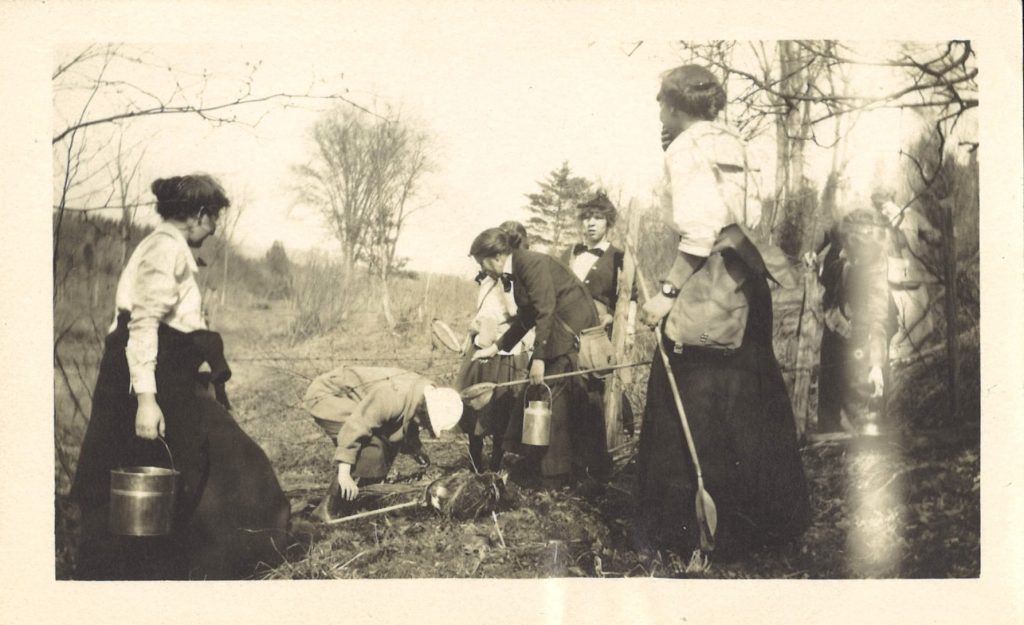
[635,64,811,560]
[71,175,233,579]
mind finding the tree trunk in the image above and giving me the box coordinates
[221,242,229,306]
[771,41,814,247]
[940,196,959,419]
[120,208,132,267]
[380,269,396,330]
[771,42,796,241]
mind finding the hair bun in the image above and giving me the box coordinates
[150,177,178,200]
[505,230,523,250]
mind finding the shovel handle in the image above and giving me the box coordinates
[321,499,423,526]
[490,360,650,391]
[633,270,705,480]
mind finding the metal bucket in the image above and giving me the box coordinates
[109,438,179,536]
[521,383,552,447]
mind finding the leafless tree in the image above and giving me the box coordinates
[293,105,433,328]
[52,43,358,267]
[677,40,976,242]
[51,44,360,488]
[677,40,978,423]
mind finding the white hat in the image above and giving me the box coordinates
[423,385,463,435]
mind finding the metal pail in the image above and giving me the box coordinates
[109,438,179,536]
[521,383,552,446]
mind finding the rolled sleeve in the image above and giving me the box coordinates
[125,236,183,394]
[665,142,730,258]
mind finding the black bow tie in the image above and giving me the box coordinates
[476,271,512,291]
[573,244,604,257]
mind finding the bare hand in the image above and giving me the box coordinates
[640,293,675,328]
[337,464,359,501]
[135,394,165,440]
[529,360,546,385]
[600,313,614,328]
[472,343,499,361]
[867,366,885,399]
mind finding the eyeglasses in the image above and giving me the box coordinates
[198,207,223,223]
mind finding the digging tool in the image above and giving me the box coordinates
[459,360,650,410]
[322,470,507,525]
[322,499,423,525]
[634,265,718,552]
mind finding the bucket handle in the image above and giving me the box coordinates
[522,382,553,410]
[157,436,176,473]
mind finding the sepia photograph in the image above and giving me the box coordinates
[1,1,1022,624]
[51,36,980,580]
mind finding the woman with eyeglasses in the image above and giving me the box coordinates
[71,174,231,579]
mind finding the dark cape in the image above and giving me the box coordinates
[634,245,811,556]
[70,315,295,580]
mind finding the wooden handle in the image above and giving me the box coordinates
[632,257,706,482]
[322,499,422,526]
[490,360,650,391]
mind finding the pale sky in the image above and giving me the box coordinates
[54,39,973,276]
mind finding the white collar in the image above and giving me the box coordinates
[155,221,199,272]
[664,120,713,156]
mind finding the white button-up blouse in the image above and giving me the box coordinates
[662,120,762,257]
[111,222,207,394]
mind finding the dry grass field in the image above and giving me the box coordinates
[54,260,980,579]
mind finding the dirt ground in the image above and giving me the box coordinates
[54,299,980,580]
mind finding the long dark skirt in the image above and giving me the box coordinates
[70,318,211,580]
[456,348,530,440]
[501,352,608,484]
[635,277,811,556]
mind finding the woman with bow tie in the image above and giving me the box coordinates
[564,191,638,333]
[563,192,640,441]
[470,224,600,488]
[455,221,534,473]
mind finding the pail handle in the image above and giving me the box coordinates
[157,436,176,473]
[522,382,553,410]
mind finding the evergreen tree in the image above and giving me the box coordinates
[523,161,594,253]
[265,240,292,299]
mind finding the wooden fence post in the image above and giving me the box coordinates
[605,206,641,448]
[790,267,822,439]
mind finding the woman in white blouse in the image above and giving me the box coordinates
[71,174,231,579]
[455,221,533,473]
[635,65,810,560]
